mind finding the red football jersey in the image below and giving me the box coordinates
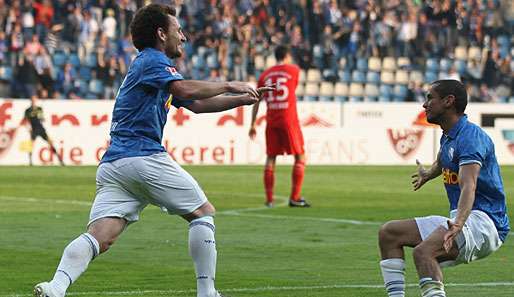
[257,64,300,128]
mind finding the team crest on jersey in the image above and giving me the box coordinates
[448,147,454,160]
[166,66,178,75]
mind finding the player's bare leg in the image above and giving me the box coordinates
[264,156,276,207]
[47,138,65,166]
[289,154,310,207]
[378,219,422,297]
[35,218,127,297]
[182,202,223,297]
[412,227,458,297]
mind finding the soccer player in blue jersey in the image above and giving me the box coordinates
[378,80,510,297]
[34,4,272,297]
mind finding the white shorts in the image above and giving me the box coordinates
[415,210,502,266]
[88,152,208,226]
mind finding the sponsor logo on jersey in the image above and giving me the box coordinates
[165,95,173,111]
[442,168,459,185]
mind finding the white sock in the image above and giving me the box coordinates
[189,216,217,297]
[49,233,99,295]
[419,277,446,297]
[380,258,406,297]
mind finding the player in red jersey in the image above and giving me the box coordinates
[249,45,310,208]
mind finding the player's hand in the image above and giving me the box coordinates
[443,220,462,253]
[412,159,429,191]
[257,84,276,98]
[239,94,260,106]
[227,81,259,98]
[249,126,256,139]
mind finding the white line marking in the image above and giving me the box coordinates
[0,196,91,206]
[222,212,382,225]
[1,195,512,233]
[3,282,514,297]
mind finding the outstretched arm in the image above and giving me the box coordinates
[443,163,480,252]
[169,80,259,101]
[412,152,442,191]
[185,86,274,114]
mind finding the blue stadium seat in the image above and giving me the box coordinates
[78,79,89,96]
[206,54,219,69]
[351,70,366,83]
[379,84,393,102]
[424,71,438,83]
[85,54,97,68]
[79,66,92,81]
[393,85,408,101]
[366,71,380,84]
[69,53,81,67]
[356,58,368,72]
[53,52,67,67]
[425,58,439,72]
[439,58,453,72]
[89,79,104,96]
[455,60,467,75]
[0,66,12,81]
[338,70,351,83]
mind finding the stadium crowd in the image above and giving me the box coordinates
[0,0,512,102]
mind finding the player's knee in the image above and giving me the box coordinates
[412,244,432,262]
[98,238,116,254]
[378,221,398,244]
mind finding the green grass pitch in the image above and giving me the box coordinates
[1,165,513,297]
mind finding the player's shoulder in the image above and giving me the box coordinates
[458,120,492,146]
[136,48,171,67]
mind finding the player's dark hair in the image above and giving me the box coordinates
[274,45,290,61]
[432,79,468,114]
[130,4,176,51]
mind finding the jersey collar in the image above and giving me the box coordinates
[447,114,468,139]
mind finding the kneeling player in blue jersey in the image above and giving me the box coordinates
[378,80,510,297]
[34,4,273,297]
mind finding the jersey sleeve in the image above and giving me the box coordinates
[457,128,488,167]
[141,54,184,90]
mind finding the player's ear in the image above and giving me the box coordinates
[444,95,455,108]
[157,27,167,42]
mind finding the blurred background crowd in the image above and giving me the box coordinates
[0,0,512,102]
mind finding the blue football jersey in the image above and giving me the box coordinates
[439,115,510,241]
[101,48,191,163]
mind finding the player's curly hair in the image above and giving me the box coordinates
[130,4,176,51]
[432,79,468,114]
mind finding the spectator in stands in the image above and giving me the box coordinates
[55,62,78,99]
[102,8,117,40]
[13,55,38,99]
[24,34,44,58]
[32,0,54,42]
[9,22,24,66]
[34,47,54,99]
[0,31,7,65]
[97,55,120,100]
[78,10,99,61]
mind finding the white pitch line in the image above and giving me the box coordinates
[1,195,512,234]
[3,282,514,297]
